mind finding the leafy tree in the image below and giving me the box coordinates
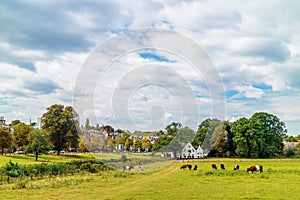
[78,140,88,152]
[250,112,287,157]
[42,104,79,155]
[152,136,172,151]
[284,135,297,142]
[284,146,298,157]
[232,112,287,158]
[192,118,222,147]
[103,125,114,133]
[157,130,165,135]
[26,129,53,161]
[133,138,142,151]
[11,120,22,126]
[84,118,90,130]
[106,138,116,151]
[12,123,32,151]
[210,125,227,157]
[165,122,182,136]
[125,138,133,151]
[231,117,254,157]
[142,137,151,152]
[0,127,12,155]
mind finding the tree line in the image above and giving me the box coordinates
[0,104,79,161]
[0,103,297,159]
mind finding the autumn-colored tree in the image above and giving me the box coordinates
[0,127,12,155]
[142,137,151,152]
[12,123,32,151]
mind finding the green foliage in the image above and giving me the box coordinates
[12,123,32,150]
[125,138,133,151]
[232,112,287,158]
[0,159,109,179]
[192,118,222,147]
[133,138,142,151]
[42,104,79,154]
[165,122,182,136]
[26,129,53,161]
[284,135,298,142]
[0,127,12,155]
[284,146,298,157]
[152,136,172,151]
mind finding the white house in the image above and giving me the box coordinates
[181,143,206,159]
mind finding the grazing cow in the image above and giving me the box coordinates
[193,165,198,171]
[180,164,192,170]
[123,165,134,172]
[220,164,225,170]
[211,164,217,169]
[247,165,263,173]
[139,165,144,172]
[234,164,240,170]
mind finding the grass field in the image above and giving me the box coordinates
[0,155,300,200]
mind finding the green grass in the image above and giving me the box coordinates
[0,154,94,166]
[0,157,300,199]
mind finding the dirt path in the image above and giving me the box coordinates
[100,163,178,198]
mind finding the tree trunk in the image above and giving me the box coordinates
[35,153,38,161]
[1,147,3,156]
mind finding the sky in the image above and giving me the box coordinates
[0,0,299,135]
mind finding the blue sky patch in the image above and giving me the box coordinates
[139,52,174,63]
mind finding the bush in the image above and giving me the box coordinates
[0,159,110,181]
[284,146,298,157]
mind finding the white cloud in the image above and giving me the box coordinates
[235,85,264,99]
[0,0,299,134]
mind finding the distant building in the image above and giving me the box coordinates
[283,141,299,149]
[0,116,5,127]
[181,143,207,159]
[161,142,208,159]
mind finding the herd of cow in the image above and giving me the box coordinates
[180,163,263,173]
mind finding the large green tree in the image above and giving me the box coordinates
[26,129,53,161]
[42,104,79,154]
[250,112,287,157]
[0,127,12,155]
[192,118,223,153]
[231,117,254,157]
[232,112,286,158]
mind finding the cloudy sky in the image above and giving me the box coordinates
[0,0,299,134]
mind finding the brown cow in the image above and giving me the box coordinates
[211,164,217,169]
[220,164,225,170]
[180,164,192,170]
[247,165,263,173]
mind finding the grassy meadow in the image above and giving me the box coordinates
[0,155,300,200]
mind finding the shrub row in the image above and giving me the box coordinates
[0,159,112,179]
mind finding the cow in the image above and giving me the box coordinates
[193,165,198,171]
[220,164,225,170]
[139,165,144,172]
[247,165,263,173]
[234,164,240,170]
[180,164,192,170]
[123,165,134,172]
[211,164,217,169]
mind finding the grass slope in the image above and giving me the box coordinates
[0,158,300,199]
